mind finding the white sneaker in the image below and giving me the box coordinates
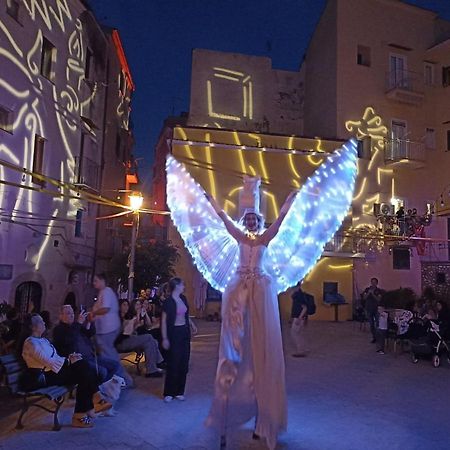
[164,396,173,403]
[175,395,185,401]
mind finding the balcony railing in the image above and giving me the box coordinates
[384,138,425,164]
[385,70,424,105]
[386,70,423,93]
[73,156,100,191]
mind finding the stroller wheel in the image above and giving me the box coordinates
[411,353,419,364]
[432,355,440,368]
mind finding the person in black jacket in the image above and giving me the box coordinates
[161,277,197,402]
[53,305,120,383]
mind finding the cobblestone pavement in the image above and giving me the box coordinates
[1,320,449,450]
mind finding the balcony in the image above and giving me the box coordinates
[385,70,424,105]
[384,139,425,168]
[73,156,100,191]
[323,233,365,258]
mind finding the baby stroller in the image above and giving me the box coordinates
[410,319,450,367]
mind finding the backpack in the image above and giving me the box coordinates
[305,293,316,316]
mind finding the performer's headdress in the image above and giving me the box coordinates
[239,175,265,232]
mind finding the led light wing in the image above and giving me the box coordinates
[265,139,358,294]
[166,155,240,292]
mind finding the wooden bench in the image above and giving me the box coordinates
[0,354,72,431]
[120,351,144,375]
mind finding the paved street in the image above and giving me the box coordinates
[1,320,450,450]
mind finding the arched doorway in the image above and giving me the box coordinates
[15,282,42,318]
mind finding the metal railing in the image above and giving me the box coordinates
[385,70,423,94]
[73,156,100,190]
[384,138,425,162]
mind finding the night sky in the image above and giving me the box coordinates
[89,0,450,190]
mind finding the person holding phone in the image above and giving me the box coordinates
[53,305,120,383]
[116,300,164,378]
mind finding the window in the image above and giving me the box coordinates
[425,128,436,150]
[6,0,20,23]
[424,62,435,86]
[443,66,450,87]
[75,210,83,237]
[393,247,410,270]
[32,135,45,184]
[40,37,56,81]
[357,45,371,67]
[0,105,13,133]
[118,71,126,96]
[389,54,408,89]
[85,47,93,79]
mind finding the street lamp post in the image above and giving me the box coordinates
[128,192,143,301]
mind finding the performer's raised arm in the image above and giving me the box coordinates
[261,191,297,245]
[205,193,246,242]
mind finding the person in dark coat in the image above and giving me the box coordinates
[362,277,383,343]
[161,278,197,402]
[53,305,120,383]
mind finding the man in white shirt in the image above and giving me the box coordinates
[92,274,132,386]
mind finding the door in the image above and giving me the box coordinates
[391,120,408,159]
[389,54,407,89]
[15,281,42,319]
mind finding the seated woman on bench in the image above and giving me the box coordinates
[20,313,112,428]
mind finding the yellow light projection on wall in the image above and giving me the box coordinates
[206,67,253,123]
[345,106,392,231]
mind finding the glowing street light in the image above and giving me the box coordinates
[128,192,143,301]
[129,191,144,211]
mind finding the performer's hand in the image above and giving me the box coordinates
[162,338,170,350]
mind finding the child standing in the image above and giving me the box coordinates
[376,304,389,354]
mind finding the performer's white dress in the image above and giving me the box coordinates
[206,243,286,449]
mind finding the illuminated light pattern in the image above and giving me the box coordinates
[345,106,392,231]
[204,133,217,197]
[262,190,279,218]
[166,139,358,293]
[287,135,301,180]
[206,67,253,123]
[0,0,135,278]
[166,156,240,291]
[207,80,241,121]
[329,263,353,270]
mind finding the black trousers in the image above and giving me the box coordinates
[45,359,99,413]
[163,326,190,397]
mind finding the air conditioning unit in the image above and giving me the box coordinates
[373,203,394,216]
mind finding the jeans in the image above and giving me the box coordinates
[116,334,163,373]
[86,355,120,383]
[95,329,132,384]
